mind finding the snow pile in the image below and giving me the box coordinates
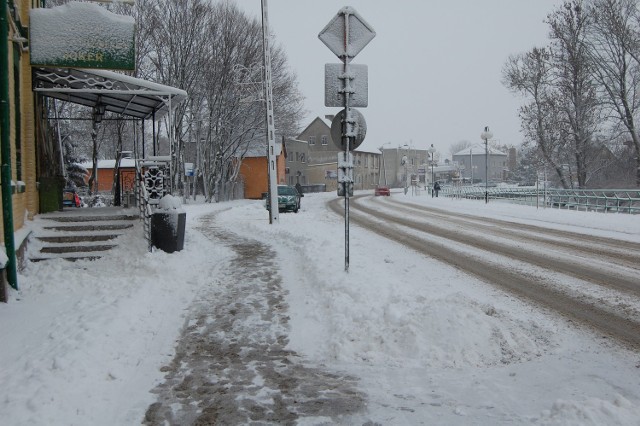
[539,395,637,425]
[157,194,184,212]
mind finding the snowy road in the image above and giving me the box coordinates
[337,195,640,350]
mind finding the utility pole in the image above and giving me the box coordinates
[261,0,279,224]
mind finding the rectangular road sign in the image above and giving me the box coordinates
[325,64,368,108]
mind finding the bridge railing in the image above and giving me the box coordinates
[442,185,640,214]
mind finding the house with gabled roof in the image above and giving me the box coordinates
[452,144,509,183]
[297,116,381,191]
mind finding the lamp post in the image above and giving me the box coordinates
[401,143,411,195]
[470,145,473,185]
[378,142,390,186]
[481,126,493,204]
[427,144,436,197]
[401,154,408,195]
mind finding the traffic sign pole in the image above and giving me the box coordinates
[343,9,351,271]
[319,7,375,272]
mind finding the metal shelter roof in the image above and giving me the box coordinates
[32,67,187,120]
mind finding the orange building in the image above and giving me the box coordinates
[239,142,286,199]
[81,159,137,193]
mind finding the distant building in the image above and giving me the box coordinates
[421,162,464,186]
[238,140,286,199]
[379,147,429,188]
[452,144,508,183]
[81,159,137,193]
[284,138,309,186]
[297,116,381,191]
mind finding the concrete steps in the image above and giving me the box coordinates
[30,208,139,262]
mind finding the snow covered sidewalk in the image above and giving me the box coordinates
[1,203,235,425]
[143,209,365,424]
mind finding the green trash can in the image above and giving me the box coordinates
[39,176,65,213]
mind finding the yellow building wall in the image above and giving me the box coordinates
[0,0,39,242]
[21,2,37,221]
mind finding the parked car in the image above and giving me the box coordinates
[374,185,391,196]
[62,189,81,207]
[265,185,301,213]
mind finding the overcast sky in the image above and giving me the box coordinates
[236,0,563,157]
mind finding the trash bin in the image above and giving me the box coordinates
[39,175,66,212]
[151,195,186,253]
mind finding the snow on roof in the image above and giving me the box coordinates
[242,140,283,158]
[81,158,137,169]
[453,144,507,157]
[355,147,383,155]
[30,2,135,67]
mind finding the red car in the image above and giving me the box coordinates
[374,186,391,196]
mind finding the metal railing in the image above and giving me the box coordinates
[136,156,171,251]
[442,185,640,214]
[135,160,153,251]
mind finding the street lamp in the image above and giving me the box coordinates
[427,144,436,197]
[481,126,493,203]
[401,143,412,195]
[378,142,390,186]
[401,154,408,195]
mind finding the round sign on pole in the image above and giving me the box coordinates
[330,108,367,151]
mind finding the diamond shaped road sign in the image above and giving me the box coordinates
[318,6,376,61]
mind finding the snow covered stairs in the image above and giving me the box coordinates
[30,208,139,262]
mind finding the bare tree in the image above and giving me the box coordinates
[195,2,303,202]
[547,0,602,188]
[503,48,573,188]
[504,1,604,188]
[449,140,471,157]
[587,0,640,186]
[136,0,304,202]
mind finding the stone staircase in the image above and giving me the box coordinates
[29,208,139,262]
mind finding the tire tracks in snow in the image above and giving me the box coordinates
[380,197,640,271]
[329,195,640,350]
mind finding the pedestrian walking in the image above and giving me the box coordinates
[433,181,441,197]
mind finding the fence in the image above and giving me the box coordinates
[442,185,640,214]
[136,157,171,251]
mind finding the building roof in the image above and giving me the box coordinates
[80,159,137,169]
[242,140,283,158]
[32,67,187,120]
[297,116,331,137]
[453,144,507,156]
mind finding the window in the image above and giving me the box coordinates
[296,152,300,162]
[309,136,316,145]
[321,135,328,145]
[300,153,305,163]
